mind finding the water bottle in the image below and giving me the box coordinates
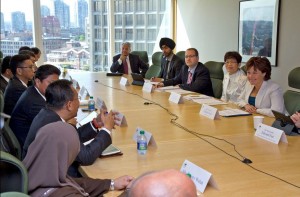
[137,130,147,155]
[88,96,95,112]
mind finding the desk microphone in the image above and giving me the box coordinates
[242,158,252,164]
[144,102,153,105]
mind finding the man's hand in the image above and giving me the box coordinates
[113,175,135,190]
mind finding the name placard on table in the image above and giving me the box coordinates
[199,104,220,120]
[120,77,130,86]
[133,127,157,148]
[255,123,288,144]
[142,82,154,93]
[169,92,184,104]
[180,160,218,193]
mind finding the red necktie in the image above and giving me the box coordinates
[123,60,128,74]
[187,71,193,84]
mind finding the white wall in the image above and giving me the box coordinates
[176,0,300,91]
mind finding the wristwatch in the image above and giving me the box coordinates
[110,179,115,191]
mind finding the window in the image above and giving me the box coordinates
[0,0,173,72]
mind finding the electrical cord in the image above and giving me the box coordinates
[97,81,300,189]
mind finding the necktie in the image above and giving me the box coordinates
[165,60,170,79]
[123,60,128,74]
[187,71,193,84]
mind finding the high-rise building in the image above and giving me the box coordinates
[54,0,70,29]
[41,5,51,17]
[1,12,4,33]
[42,16,61,37]
[78,0,88,31]
[12,11,26,33]
[89,0,170,71]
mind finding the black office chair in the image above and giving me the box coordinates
[0,151,28,194]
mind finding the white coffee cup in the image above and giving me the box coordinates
[253,116,264,129]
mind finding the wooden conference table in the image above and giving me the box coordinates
[70,71,300,196]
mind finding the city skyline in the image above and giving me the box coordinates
[1,0,82,23]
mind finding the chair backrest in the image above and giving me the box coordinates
[0,90,4,113]
[1,120,22,160]
[0,151,28,193]
[0,192,30,197]
[151,51,163,66]
[284,67,300,115]
[145,65,162,79]
[204,61,224,99]
[175,51,185,63]
[131,51,149,65]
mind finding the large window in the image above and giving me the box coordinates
[0,0,172,72]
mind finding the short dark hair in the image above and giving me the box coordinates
[246,56,271,80]
[35,64,61,82]
[186,48,199,57]
[224,51,242,63]
[31,47,41,55]
[45,79,74,110]
[1,56,12,74]
[19,46,31,53]
[19,50,35,58]
[10,54,31,75]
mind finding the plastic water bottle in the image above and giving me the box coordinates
[88,96,95,112]
[137,130,147,155]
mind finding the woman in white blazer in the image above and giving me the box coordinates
[236,57,285,117]
[221,51,247,103]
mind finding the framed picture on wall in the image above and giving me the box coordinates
[238,0,281,66]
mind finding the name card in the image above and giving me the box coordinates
[113,111,127,127]
[180,160,218,193]
[169,92,183,104]
[255,123,288,144]
[142,82,154,93]
[199,104,220,120]
[96,97,107,111]
[120,77,129,86]
[133,127,157,148]
[79,86,90,100]
[72,79,80,89]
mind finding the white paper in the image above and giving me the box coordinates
[192,98,227,106]
[169,92,183,104]
[165,88,195,94]
[200,104,220,120]
[180,160,218,193]
[133,127,157,148]
[183,94,211,100]
[120,77,129,86]
[78,111,98,126]
[255,123,288,144]
[219,108,250,117]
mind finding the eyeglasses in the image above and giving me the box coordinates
[19,66,35,70]
[225,61,238,65]
[185,55,197,58]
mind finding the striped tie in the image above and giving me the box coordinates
[187,71,192,84]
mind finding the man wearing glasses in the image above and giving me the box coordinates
[157,48,214,96]
[3,54,35,115]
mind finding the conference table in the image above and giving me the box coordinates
[69,71,300,196]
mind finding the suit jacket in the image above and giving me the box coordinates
[3,76,27,115]
[110,54,149,77]
[221,69,247,103]
[0,75,8,93]
[159,54,184,80]
[23,108,112,177]
[236,80,286,117]
[10,86,45,148]
[163,62,214,96]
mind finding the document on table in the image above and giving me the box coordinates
[192,98,227,105]
[165,88,195,94]
[155,86,181,92]
[219,108,251,117]
[183,94,211,100]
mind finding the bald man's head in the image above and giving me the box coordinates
[129,169,197,197]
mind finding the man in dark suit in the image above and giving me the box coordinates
[157,48,214,96]
[158,38,184,81]
[23,79,117,177]
[4,54,35,115]
[0,56,13,93]
[110,42,149,77]
[9,64,61,148]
